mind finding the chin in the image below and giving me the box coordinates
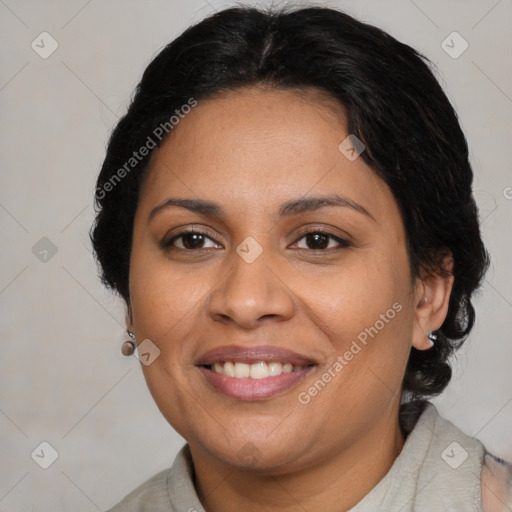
[194,429,316,474]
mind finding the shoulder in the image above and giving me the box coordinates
[106,467,172,512]
[416,403,512,511]
[105,445,203,512]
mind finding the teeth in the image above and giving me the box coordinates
[210,361,308,378]
[268,362,283,376]
[223,361,235,377]
[250,362,269,379]
[234,362,250,378]
[282,363,293,374]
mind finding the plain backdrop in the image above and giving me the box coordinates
[0,0,511,510]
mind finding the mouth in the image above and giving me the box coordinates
[195,345,318,401]
[206,360,312,378]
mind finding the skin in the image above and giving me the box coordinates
[128,86,453,511]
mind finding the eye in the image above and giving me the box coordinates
[293,230,351,251]
[162,230,221,250]
[161,228,350,252]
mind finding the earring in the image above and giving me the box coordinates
[426,331,437,346]
[121,330,136,356]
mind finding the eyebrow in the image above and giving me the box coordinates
[147,193,375,224]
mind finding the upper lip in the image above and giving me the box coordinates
[195,345,317,367]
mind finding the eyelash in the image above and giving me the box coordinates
[161,228,351,253]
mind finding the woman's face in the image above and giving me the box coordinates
[128,87,432,472]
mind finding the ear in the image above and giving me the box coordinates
[412,250,454,350]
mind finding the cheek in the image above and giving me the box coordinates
[130,262,215,353]
[296,254,406,343]
[128,226,222,378]
[128,253,217,437]
[293,248,414,394]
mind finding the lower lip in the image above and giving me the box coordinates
[198,366,316,401]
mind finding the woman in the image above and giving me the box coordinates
[91,5,512,511]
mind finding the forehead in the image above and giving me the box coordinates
[138,87,397,224]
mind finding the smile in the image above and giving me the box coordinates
[208,361,309,379]
[195,345,318,401]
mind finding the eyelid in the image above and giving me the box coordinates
[161,226,223,249]
[161,225,352,251]
[290,227,352,250]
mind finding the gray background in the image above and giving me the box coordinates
[0,0,510,510]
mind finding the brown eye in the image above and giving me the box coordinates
[295,231,350,251]
[162,231,221,250]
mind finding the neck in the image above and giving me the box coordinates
[190,404,405,512]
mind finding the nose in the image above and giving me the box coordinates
[207,246,295,329]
